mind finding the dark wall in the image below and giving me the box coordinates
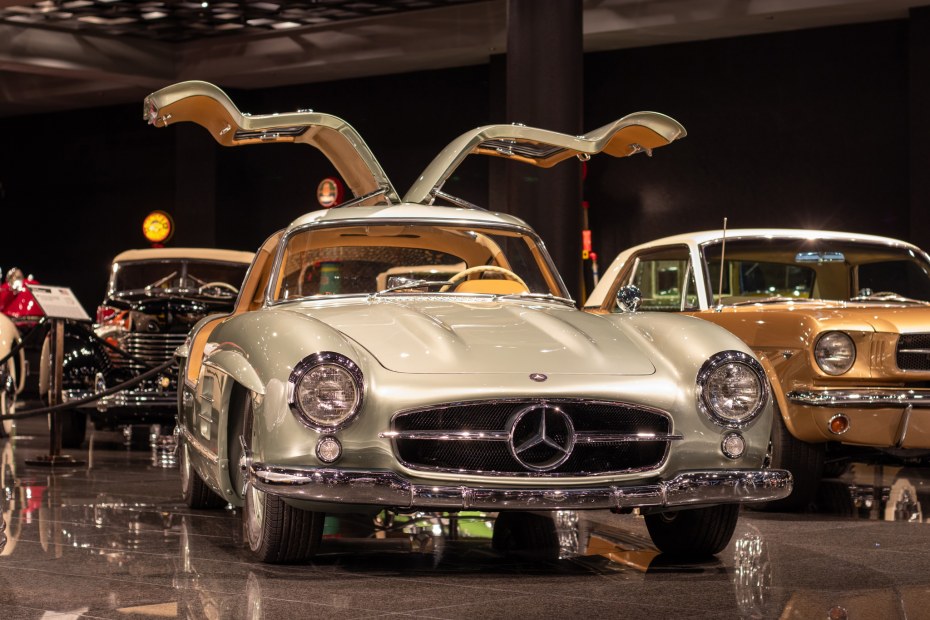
[0,18,919,310]
[583,20,910,270]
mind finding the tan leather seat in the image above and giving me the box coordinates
[454,279,528,295]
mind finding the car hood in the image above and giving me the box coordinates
[721,300,930,333]
[285,299,657,375]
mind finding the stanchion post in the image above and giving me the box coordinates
[48,318,64,457]
[26,317,85,467]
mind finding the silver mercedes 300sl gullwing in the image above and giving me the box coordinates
[144,81,790,563]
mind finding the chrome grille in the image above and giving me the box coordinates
[897,334,930,371]
[112,333,186,371]
[387,400,678,477]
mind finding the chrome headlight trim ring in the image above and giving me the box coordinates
[696,350,769,429]
[287,351,364,432]
[814,331,856,376]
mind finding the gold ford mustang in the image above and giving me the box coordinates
[586,228,930,510]
[145,81,790,563]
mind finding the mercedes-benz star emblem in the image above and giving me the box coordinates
[529,373,547,382]
[508,405,575,471]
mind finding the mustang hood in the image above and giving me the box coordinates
[290,299,656,375]
[726,301,930,333]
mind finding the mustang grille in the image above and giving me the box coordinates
[897,334,930,371]
[389,400,677,477]
[111,333,186,372]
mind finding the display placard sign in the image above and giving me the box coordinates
[29,286,92,322]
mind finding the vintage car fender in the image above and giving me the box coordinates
[182,309,369,503]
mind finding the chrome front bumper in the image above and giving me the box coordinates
[63,388,176,410]
[787,388,930,408]
[249,464,792,511]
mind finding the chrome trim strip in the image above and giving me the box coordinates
[381,430,511,441]
[379,430,684,443]
[248,465,792,510]
[897,348,930,355]
[787,389,930,408]
[63,389,176,409]
[179,425,219,466]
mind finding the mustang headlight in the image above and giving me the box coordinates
[697,351,768,428]
[287,352,363,430]
[814,331,856,375]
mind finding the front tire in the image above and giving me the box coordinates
[243,484,324,564]
[645,504,740,557]
[754,402,824,512]
[180,441,226,509]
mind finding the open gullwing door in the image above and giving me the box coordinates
[404,112,686,205]
[143,80,399,206]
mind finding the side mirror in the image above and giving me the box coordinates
[616,285,642,312]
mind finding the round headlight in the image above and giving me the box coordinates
[814,331,856,375]
[287,352,363,430]
[697,351,768,428]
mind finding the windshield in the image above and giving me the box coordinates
[702,238,930,303]
[272,223,566,301]
[110,259,249,297]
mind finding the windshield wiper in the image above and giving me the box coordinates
[727,296,818,307]
[370,280,454,297]
[496,292,576,306]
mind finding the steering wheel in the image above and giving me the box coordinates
[440,265,528,292]
[198,281,240,296]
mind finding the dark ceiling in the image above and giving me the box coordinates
[0,0,927,117]
[0,0,484,42]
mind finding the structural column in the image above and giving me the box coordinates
[910,7,930,250]
[501,0,583,301]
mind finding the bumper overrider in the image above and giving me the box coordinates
[249,463,792,511]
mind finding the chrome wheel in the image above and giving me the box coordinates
[179,442,192,498]
[244,482,265,552]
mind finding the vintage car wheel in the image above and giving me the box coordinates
[180,442,226,509]
[243,484,324,564]
[0,358,16,437]
[491,511,560,560]
[59,410,87,449]
[644,503,740,557]
[753,403,824,512]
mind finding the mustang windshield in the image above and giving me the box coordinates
[273,223,564,300]
[702,238,930,303]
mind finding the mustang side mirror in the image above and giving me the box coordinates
[616,285,642,312]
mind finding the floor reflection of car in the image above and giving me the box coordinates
[146,80,790,564]
[52,248,253,448]
[586,229,930,510]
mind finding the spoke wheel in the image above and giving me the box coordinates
[645,504,740,557]
[180,441,226,509]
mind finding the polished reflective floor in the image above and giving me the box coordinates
[3,415,930,619]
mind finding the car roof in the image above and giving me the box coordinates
[112,247,255,264]
[287,203,535,231]
[631,228,922,251]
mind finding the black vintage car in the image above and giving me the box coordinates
[56,248,253,447]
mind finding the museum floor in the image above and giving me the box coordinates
[2,414,930,620]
